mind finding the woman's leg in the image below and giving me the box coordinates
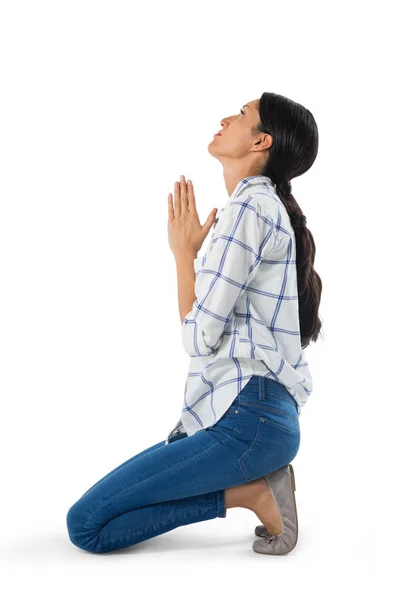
[79,439,167,499]
[66,428,248,553]
[66,376,300,554]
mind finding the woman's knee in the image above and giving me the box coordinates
[66,500,100,553]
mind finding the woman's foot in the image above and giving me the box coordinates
[224,477,282,535]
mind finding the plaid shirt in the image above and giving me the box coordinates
[165,175,312,444]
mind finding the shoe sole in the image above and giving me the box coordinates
[253,463,298,553]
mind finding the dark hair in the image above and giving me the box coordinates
[254,92,323,348]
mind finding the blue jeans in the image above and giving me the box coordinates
[66,375,301,553]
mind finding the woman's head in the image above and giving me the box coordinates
[208,93,318,187]
[208,98,273,174]
[210,92,323,348]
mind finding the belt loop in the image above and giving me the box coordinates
[259,375,264,402]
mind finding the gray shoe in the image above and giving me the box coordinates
[252,463,298,556]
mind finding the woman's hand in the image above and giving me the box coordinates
[168,175,218,258]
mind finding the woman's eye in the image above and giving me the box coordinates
[240,108,244,115]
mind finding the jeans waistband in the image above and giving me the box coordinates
[243,375,299,414]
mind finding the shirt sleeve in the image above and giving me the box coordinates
[181,194,276,357]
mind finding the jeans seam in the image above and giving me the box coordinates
[109,506,219,547]
[240,401,299,425]
[86,439,222,526]
[262,415,300,436]
[237,417,263,482]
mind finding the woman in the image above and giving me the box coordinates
[66,92,322,556]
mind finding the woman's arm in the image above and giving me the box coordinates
[180,197,276,358]
[175,252,197,325]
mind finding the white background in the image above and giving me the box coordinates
[1,0,397,598]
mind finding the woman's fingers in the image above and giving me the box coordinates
[169,176,195,219]
[179,175,188,213]
[167,192,174,221]
[174,181,180,216]
[187,179,196,212]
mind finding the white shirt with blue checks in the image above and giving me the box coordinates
[164,175,312,444]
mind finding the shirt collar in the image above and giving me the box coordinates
[229,175,276,202]
[214,175,277,227]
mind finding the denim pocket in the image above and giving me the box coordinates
[237,411,301,482]
[240,400,299,436]
[258,405,299,436]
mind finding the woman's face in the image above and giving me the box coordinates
[208,98,265,159]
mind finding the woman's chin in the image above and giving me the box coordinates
[207,141,218,156]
